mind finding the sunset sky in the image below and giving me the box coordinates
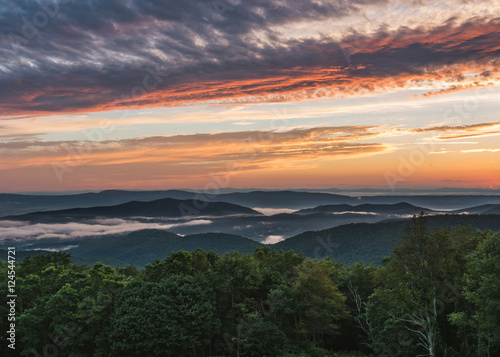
[1,0,499,192]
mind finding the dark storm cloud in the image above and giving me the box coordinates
[0,0,499,115]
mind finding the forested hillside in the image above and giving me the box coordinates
[1,215,499,356]
[275,213,500,265]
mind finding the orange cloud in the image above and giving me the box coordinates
[436,130,500,140]
[410,121,500,134]
[2,120,500,191]
[0,126,387,172]
[420,83,495,97]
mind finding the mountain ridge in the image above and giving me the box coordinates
[1,197,261,222]
[3,190,500,218]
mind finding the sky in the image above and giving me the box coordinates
[0,0,499,193]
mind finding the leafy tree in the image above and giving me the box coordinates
[338,262,381,351]
[461,231,500,356]
[375,214,461,356]
[110,274,220,356]
[117,264,140,278]
[236,313,287,357]
[16,254,79,356]
[291,259,348,349]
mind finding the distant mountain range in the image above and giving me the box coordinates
[294,202,434,215]
[3,213,500,268]
[1,198,260,223]
[0,190,198,217]
[3,189,500,217]
[3,196,500,242]
[216,191,500,210]
[2,189,500,268]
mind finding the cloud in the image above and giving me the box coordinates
[262,235,285,245]
[28,245,79,252]
[0,133,45,141]
[1,118,498,190]
[2,119,499,175]
[0,126,387,171]
[0,218,212,241]
[330,211,378,215]
[410,121,500,134]
[0,220,28,228]
[420,83,495,97]
[430,150,448,154]
[397,121,500,141]
[460,148,500,153]
[0,0,499,116]
[252,208,297,215]
[437,130,500,140]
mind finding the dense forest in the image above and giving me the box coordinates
[1,214,499,356]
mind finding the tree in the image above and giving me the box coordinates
[291,259,348,349]
[16,254,78,356]
[462,231,500,356]
[236,313,287,357]
[338,262,381,351]
[110,274,220,356]
[375,213,459,357]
